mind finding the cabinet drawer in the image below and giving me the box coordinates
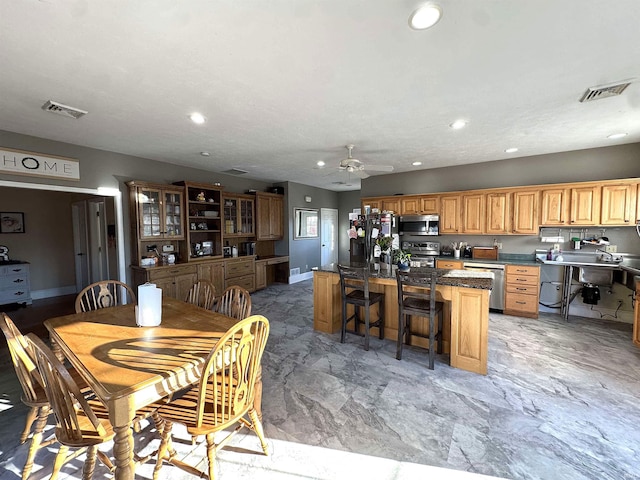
[225,274,255,292]
[225,259,254,278]
[505,293,538,313]
[0,265,29,275]
[505,265,539,277]
[0,274,29,288]
[506,275,538,287]
[0,289,30,303]
[436,260,464,269]
[147,265,197,280]
[506,284,538,295]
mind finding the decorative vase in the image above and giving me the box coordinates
[397,261,410,272]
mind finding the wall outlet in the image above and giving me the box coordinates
[497,242,503,250]
[553,243,560,251]
[605,245,617,253]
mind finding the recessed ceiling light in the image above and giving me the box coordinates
[505,147,518,153]
[607,132,628,139]
[316,160,325,167]
[449,119,467,130]
[409,4,442,30]
[412,161,423,166]
[200,151,210,156]
[189,112,206,124]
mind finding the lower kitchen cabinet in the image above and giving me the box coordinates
[224,257,255,292]
[504,264,540,318]
[132,264,197,301]
[197,260,225,297]
[255,256,290,291]
[436,259,464,269]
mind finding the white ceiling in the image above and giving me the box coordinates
[1,1,639,191]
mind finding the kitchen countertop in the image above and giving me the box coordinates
[314,264,493,290]
[436,254,539,266]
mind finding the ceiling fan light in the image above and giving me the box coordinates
[607,132,627,139]
[412,161,422,166]
[189,112,206,124]
[450,119,467,129]
[316,160,325,167]
[409,4,442,30]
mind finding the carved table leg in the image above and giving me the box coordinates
[112,424,135,480]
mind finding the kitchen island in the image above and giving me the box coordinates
[313,265,493,375]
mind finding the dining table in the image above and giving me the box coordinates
[44,296,258,480]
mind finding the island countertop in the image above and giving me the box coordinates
[313,264,494,290]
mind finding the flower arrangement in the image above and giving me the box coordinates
[393,249,411,265]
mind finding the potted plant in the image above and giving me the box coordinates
[393,249,411,272]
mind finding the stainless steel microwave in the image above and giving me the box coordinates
[398,215,439,236]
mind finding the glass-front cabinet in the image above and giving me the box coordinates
[222,194,255,237]
[134,185,184,240]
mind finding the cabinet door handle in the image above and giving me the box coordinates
[516,301,526,304]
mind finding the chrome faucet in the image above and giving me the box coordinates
[596,248,613,260]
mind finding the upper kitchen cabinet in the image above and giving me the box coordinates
[637,183,640,223]
[400,196,421,215]
[569,184,601,225]
[440,194,461,234]
[420,195,439,214]
[175,181,223,260]
[600,183,636,225]
[256,192,284,240]
[540,187,570,226]
[381,197,401,214]
[222,193,255,238]
[361,198,381,212]
[485,191,511,234]
[127,181,185,265]
[461,193,485,234]
[511,189,539,234]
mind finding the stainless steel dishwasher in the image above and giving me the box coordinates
[463,261,505,311]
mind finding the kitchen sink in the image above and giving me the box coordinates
[572,266,614,285]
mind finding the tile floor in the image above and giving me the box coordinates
[1,280,639,480]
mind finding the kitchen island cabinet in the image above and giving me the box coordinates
[313,266,491,375]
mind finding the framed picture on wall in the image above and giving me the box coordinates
[0,212,25,233]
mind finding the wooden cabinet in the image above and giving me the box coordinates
[569,185,601,225]
[381,197,401,214]
[255,256,289,291]
[540,187,569,225]
[461,193,485,234]
[421,195,439,214]
[132,264,197,301]
[0,262,31,306]
[197,260,225,297]
[361,198,381,212]
[224,257,255,292]
[256,192,284,240]
[255,260,267,290]
[440,195,461,234]
[127,181,186,265]
[175,181,223,260]
[222,193,255,237]
[511,189,539,234]
[601,183,636,225]
[486,191,510,234]
[400,196,420,215]
[436,259,464,269]
[504,264,539,318]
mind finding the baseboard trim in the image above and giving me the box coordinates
[289,271,314,284]
[32,285,77,300]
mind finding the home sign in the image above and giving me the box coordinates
[0,147,80,180]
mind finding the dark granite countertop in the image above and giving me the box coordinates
[314,264,493,290]
[436,254,539,266]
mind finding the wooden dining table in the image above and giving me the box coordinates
[44,296,255,480]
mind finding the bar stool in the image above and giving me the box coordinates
[338,265,385,351]
[396,270,444,369]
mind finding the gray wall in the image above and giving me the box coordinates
[362,143,640,197]
[285,182,339,274]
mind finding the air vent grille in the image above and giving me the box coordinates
[42,100,88,119]
[221,168,249,175]
[579,82,631,102]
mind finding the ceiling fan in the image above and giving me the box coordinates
[338,144,394,179]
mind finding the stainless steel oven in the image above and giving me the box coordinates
[404,241,439,268]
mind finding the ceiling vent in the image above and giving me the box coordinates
[41,100,88,119]
[579,82,631,102]
[221,168,249,176]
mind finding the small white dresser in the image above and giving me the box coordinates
[0,262,32,306]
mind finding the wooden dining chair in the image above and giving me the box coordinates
[185,280,217,310]
[153,315,270,480]
[75,280,136,313]
[216,285,252,320]
[25,333,164,480]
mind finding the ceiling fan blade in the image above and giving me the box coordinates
[354,170,370,179]
[362,164,394,172]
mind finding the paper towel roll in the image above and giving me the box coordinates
[136,283,162,327]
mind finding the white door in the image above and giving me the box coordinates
[320,208,338,267]
[87,198,109,283]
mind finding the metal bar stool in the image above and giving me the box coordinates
[338,265,385,351]
[396,270,444,369]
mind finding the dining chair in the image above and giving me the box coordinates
[152,315,270,480]
[216,285,252,320]
[75,279,137,313]
[185,280,217,310]
[337,264,385,351]
[396,270,444,369]
[25,333,164,480]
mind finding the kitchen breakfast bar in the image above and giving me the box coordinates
[313,265,493,375]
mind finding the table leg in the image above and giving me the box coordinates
[110,398,136,480]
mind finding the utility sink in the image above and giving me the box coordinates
[572,266,614,285]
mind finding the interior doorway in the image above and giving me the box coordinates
[320,208,338,267]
